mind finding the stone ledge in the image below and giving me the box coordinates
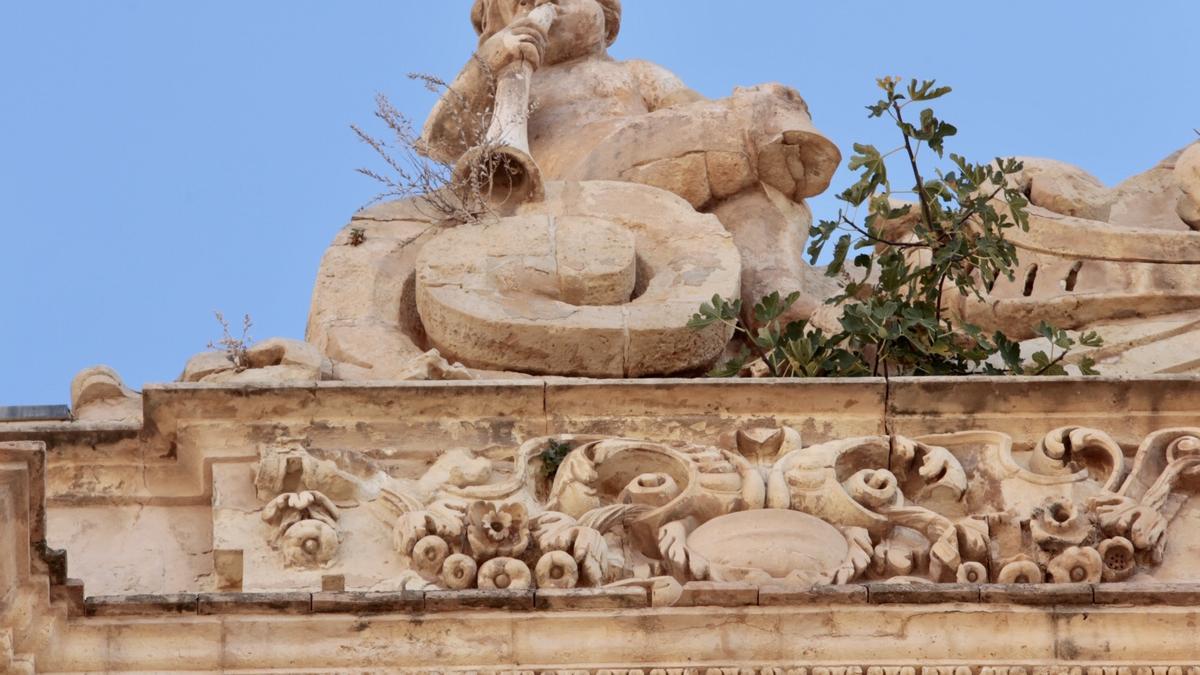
[32,604,1200,671]
[75,582,1200,618]
[0,421,139,445]
[886,375,1200,446]
[866,583,981,604]
[311,591,424,614]
[424,589,535,612]
[13,376,1200,444]
[86,594,200,617]
[545,379,887,444]
[759,585,868,606]
[197,592,313,615]
[980,584,1094,605]
[1093,583,1200,606]
[50,578,85,617]
[535,587,648,610]
[678,582,759,607]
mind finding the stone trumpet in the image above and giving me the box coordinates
[452,3,557,208]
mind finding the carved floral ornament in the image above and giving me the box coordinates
[252,426,1200,594]
[261,490,342,568]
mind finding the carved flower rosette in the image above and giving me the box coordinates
[261,490,341,568]
[466,502,531,560]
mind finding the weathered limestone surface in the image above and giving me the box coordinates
[69,366,141,424]
[9,379,1200,593]
[7,3,1200,674]
[959,143,1200,374]
[298,0,845,381]
[5,373,1200,672]
[1179,143,1200,227]
[0,442,70,675]
[415,181,741,376]
[293,0,1200,384]
[46,505,213,596]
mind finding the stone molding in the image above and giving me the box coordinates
[31,605,1200,672]
[6,376,1200,507]
[0,441,77,674]
[77,582,1200,617]
[6,377,1200,672]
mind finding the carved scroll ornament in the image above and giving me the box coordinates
[253,426,1200,591]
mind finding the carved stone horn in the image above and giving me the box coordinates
[452,3,556,208]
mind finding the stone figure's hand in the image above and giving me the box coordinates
[834,526,873,585]
[569,526,609,586]
[657,520,709,581]
[477,16,550,74]
[914,445,968,502]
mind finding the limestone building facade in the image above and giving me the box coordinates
[4,1,1200,672]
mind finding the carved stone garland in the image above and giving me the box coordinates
[251,426,1200,590]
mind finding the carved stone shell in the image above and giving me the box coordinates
[685,509,848,586]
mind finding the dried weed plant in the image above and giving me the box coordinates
[351,68,528,224]
[208,311,253,371]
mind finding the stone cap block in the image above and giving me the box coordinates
[50,578,85,617]
[0,405,71,422]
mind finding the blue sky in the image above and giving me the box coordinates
[2,1,1197,404]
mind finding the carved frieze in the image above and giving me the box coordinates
[248,425,1200,594]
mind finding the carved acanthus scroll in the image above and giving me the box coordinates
[248,425,1200,593]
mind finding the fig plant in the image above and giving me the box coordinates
[692,78,1101,378]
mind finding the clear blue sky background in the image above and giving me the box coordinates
[2,1,1197,405]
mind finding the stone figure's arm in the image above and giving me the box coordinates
[418,60,497,167]
[419,15,552,165]
[627,60,704,112]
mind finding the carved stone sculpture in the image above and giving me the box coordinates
[307,0,843,379]
[237,423,1199,592]
[69,366,141,423]
[180,337,334,384]
[956,144,1200,374]
[414,181,741,376]
[261,491,341,568]
[298,0,1200,382]
[10,4,1200,672]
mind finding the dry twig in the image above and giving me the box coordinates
[208,312,253,370]
[352,69,526,224]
